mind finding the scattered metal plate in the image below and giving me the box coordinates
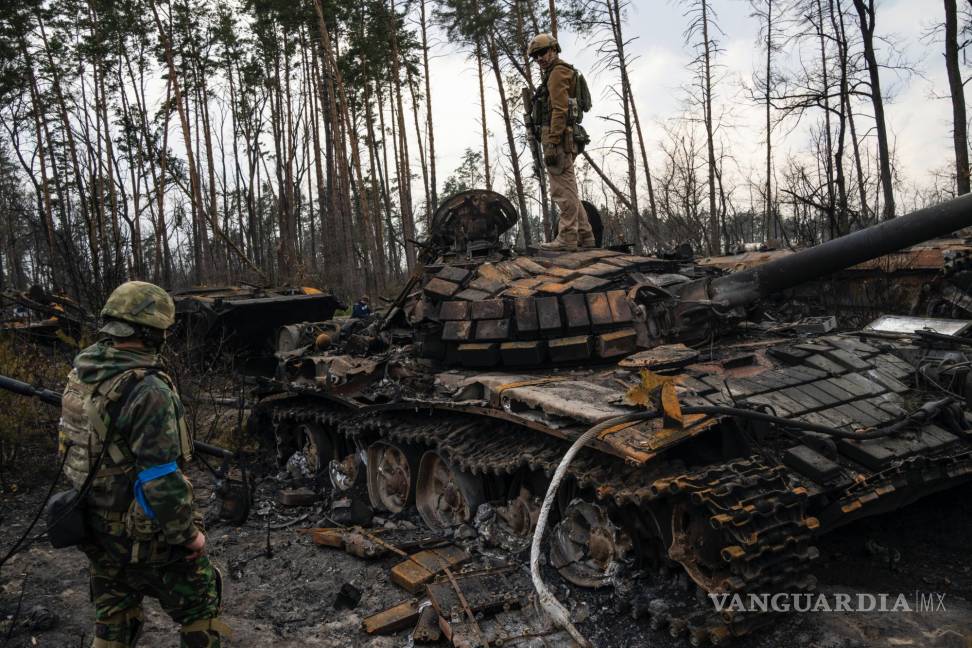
[618,344,700,370]
[865,315,972,336]
[277,487,319,507]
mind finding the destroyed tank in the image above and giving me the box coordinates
[256,189,972,645]
[697,236,972,324]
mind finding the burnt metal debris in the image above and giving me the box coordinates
[256,189,972,644]
[333,582,363,610]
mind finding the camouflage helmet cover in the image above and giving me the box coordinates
[100,280,176,336]
[527,33,560,57]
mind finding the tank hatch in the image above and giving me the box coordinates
[427,190,518,261]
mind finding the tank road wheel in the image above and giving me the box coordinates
[296,423,334,476]
[367,442,420,513]
[415,451,484,529]
[282,423,335,481]
[495,487,541,538]
[330,452,362,492]
[549,499,634,588]
[668,499,731,593]
[274,421,298,468]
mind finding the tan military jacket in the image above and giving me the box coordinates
[541,59,577,147]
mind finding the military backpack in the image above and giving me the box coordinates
[532,61,593,153]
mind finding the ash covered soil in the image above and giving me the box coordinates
[1,446,971,648]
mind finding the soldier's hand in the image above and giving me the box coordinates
[184,531,206,560]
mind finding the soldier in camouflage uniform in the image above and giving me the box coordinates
[59,281,229,648]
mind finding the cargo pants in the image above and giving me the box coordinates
[82,514,226,648]
[544,127,594,246]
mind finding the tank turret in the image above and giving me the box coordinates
[397,190,972,368]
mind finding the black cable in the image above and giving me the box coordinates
[680,402,949,440]
[1,570,29,647]
[599,400,948,440]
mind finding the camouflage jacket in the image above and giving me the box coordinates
[66,341,197,546]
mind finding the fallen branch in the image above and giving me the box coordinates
[581,151,634,212]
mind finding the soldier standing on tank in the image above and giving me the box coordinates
[528,33,595,252]
[59,281,229,648]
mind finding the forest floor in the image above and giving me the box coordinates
[1,439,971,648]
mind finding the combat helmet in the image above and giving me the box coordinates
[527,33,560,58]
[100,280,176,338]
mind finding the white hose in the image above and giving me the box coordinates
[529,412,652,648]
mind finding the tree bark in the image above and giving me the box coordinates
[487,36,532,247]
[608,0,642,251]
[852,0,895,219]
[476,39,493,190]
[406,67,431,225]
[308,45,333,278]
[945,0,970,195]
[835,0,869,223]
[763,0,775,239]
[700,0,719,254]
[312,0,379,291]
[419,0,438,210]
[18,38,57,268]
[387,0,417,269]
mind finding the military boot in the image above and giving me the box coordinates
[180,617,232,648]
[93,608,144,648]
[539,237,578,252]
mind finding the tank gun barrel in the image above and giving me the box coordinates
[702,192,972,307]
[0,373,62,406]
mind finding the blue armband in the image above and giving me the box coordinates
[133,461,179,520]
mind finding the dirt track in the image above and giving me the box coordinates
[1,449,971,648]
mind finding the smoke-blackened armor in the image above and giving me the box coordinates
[58,341,197,547]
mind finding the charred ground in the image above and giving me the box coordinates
[1,439,969,648]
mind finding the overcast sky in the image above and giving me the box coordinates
[417,0,957,211]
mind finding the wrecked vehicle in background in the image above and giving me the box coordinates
[170,285,344,374]
[0,286,93,346]
[250,190,972,645]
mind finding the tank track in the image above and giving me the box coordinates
[824,448,972,525]
[272,403,669,506]
[269,401,819,645]
[650,457,820,644]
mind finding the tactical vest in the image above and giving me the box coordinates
[58,368,192,512]
[532,61,593,130]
